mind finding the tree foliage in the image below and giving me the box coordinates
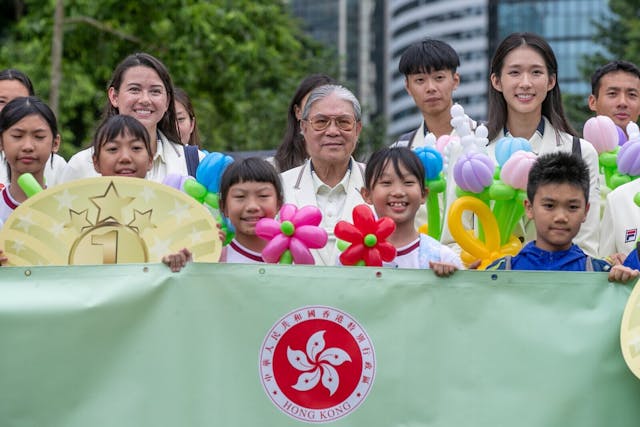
[0,0,338,158]
[565,0,640,133]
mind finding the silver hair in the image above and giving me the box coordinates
[301,84,362,122]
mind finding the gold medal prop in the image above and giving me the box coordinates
[621,280,640,379]
[0,177,221,266]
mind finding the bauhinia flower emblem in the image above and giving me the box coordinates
[287,330,352,396]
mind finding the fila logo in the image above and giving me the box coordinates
[625,228,638,244]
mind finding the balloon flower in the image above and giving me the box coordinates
[192,152,235,209]
[453,151,495,197]
[492,151,537,245]
[447,196,521,269]
[334,204,396,266]
[255,204,328,264]
[617,126,628,146]
[494,136,531,168]
[583,115,620,188]
[162,151,235,244]
[414,146,445,240]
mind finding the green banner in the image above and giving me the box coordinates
[0,264,639,426]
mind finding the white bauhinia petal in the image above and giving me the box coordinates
[320,363,339,396]
[306,330,326,362]
[291,367,321,392]
[318,347,352,366]
[287,346,314,371]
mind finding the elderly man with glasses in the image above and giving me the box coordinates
[280,84,367,266]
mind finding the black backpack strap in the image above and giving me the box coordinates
[184,145,200,177]
[572,136,581,158]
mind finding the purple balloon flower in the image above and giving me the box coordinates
[453,152,495,193]
[618,141,640,175]
[616,125,628,146]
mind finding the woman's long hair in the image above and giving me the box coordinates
[487,32,576,141]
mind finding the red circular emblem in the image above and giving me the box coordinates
[259,306,375,423]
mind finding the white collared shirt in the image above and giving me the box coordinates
[311,166,351,230]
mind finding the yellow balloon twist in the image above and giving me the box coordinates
[448,196,521,269]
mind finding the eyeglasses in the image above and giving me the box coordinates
[304,114,357,131]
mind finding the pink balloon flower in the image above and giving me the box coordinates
[500,151,537,190]
[256,204,328,264]
[583,115,619,154]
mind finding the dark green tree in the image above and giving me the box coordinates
[0,0,337,158]
[565,0,640,133]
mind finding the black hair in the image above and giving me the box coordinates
[92,115,152,163]
[274,74,337,173]
[591,60,640,96]
[219,157,284,211]
[103,52,180,144]
[526,152,590,204]
[398,38,460,75]
[0,96,57,136]
[364,147,426,196]
[0,69,35,96]
[488,32,576,140]
[0,96,58,180]
[174,86,201,147]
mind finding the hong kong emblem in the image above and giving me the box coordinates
[259,305,376,423]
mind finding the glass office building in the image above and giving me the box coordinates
[289,0,383,125]
[387,0,489,139]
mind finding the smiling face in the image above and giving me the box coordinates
[93,129,152,179]
[491,46,556,120]
[301,93,362,170]
[223,181,280,247]
[0,114,60,183]
[405,70,459,118]
[0,80,30,111]
[175,101,194,145]
[108,66,169,136]
[588,70,640,133]
[361,159,425,231]
[526,182,588,252]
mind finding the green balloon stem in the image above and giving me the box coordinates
[281,220,295,236]
[280,249,293,264]
[364,234,377,247]
[17,173,43,198]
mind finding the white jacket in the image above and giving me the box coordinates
[0,153,67,188]
[599,178,640,257]
[280,158,367,266]
[487,117,600,257]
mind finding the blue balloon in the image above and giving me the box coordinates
[494,137,531,167]
[195,152,234,193]
[413,146,443,180]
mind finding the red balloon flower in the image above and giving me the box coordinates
[334,205,396,266]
